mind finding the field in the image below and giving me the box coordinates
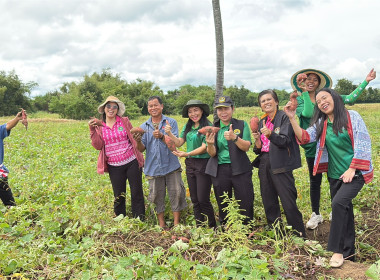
[0,104,379,279]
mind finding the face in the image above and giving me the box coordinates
[147,98,164,118]
[216,106,233,124]
[105,102,119,118]
[305,73,320,92]
[316,91,334,115]
[259,93,278,114]
[188,106,203,124]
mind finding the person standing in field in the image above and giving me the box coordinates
[164,100,216,228]
[284,88,373,267]
[252,90,305,238]
[205,96,254,226]
[89,96,145,220]
[0,110,27,207]
[132,96,187,229]
[290,68,376,230]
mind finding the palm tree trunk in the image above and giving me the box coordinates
[212,0,224,123]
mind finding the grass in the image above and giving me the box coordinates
[0,104,379,279]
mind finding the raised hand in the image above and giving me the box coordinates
[224,124,236,141]
[284,101,296,120]
[89,117,102,127]
[164,120,172,135]
[260,120,271,138]
[366,68,376,83]
[297,73,308,92]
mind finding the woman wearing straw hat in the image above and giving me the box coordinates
[290,68,376,230]
[89,96,145,220]
[164,100,216,228]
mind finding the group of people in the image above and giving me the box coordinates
[87,67,376,268]
[0,68,375,269]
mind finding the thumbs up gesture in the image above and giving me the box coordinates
[260,120,272,138]
[164,120,172,135]
[224,124,237,141]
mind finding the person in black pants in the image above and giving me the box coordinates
[285,88,373,267]
[165,100,216,228]
[252,90,305,238]
[205,96,254,226]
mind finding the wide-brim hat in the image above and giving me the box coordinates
[182,100,210,118]
[290,69,333,92]
[98,96,126,117]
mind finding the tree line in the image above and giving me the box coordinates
[1,69,379,119]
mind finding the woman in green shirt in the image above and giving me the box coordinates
[290,68,376,230]
[165,100,216,228]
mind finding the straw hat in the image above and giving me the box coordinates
[290,69,333,92]
[182,100,210,118]
[98,96,126,117]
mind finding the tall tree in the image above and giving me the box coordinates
[212,0,224,122]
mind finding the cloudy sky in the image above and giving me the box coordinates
[1,0,379,96]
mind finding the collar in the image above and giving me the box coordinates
[220,121,231,128]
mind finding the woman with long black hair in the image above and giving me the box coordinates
[165,100,216,228]
[284,88,373,267]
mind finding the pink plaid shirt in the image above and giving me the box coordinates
[102,116,136,166]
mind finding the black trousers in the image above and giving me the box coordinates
[108,159,145,220]
[258,153,306,237]
[211,164,254,226]
[0,177,16,206]
[185,158,216,228]
[306,157,323,215]
[327,174,364,260]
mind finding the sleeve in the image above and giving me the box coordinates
[140,122,148,147]
[349,112,372,171]
[341,80,369,104]
[242,121,252,142]
[90,126,104,150]
[179,125,186,139]
[171,119,179,137]
[296,92,314,118]
[268,114,291,148]
[0,124,10,140]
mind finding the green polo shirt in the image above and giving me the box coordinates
[325,120,354,179]
[216,121,251,164]
[180,125,210,159]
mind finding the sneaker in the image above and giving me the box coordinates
[306,212,323,229]
[329,212,332,221]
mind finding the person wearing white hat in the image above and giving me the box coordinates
[290,68,376,230]
[89,96,145,220]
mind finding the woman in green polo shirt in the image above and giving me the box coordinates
[284,88,373,268]
[164,100,216,228]
[290,68,376,230]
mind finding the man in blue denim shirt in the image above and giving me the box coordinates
[1,110,25,207]
[133,96,187,229]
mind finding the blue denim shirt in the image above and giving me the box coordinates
[140,115,181,177]
[0,124,11,170]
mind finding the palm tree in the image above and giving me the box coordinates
[212,0,224,122]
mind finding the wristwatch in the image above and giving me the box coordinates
[233,135,239,143]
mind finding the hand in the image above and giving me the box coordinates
[164,120,172,135]
[172,150,188,157]
[297,74,307,92]
[16,110,23,120]
[365,68,376,83]
[252,132,260,140]
[132,132,142,143]
[260,120,272,138]
[284,101,296,119]
[88,117,102,127]
[224,124,237,141]
[152,128,164,139]
[206,132,215,145]
[340,168,356,183]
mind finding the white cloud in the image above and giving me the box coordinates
[0,0,379,97]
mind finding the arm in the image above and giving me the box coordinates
[284,102,307,142]
[133,133,146,152]
[206,132,216,157]
[89,125,104,150]
[173,143,207,158]
[164,121,185,147]
[297,92,314,118]
[6,111,23,131]
[342,68,376,104]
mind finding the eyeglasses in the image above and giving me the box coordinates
[106,104,118,110]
